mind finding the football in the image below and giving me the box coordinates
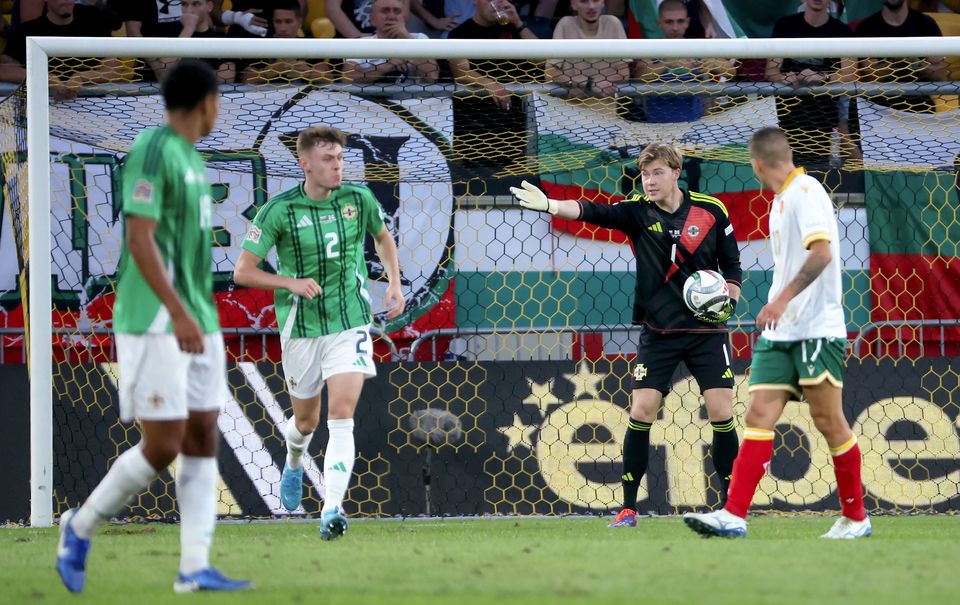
[683,270,730,316]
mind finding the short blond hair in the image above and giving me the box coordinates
[297,126,347,157]
[749,127,792,166]
[638,143,683,171]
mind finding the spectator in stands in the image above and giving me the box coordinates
[447,0,538,178]
[242,0,332,84]
[326,0,458,37]
[343,0,439,83]
[123,0,191,36]
[767,0,857,167]
[218,1,279,37]
[525,0,561,38]
[0,0,124,97]
[671,0,716,38]
[855,0,946,112]
[546,0,629,99]
[150,0,236,84]
[122,1,267,37]
[634,0,732,122]
[626,0,717,39]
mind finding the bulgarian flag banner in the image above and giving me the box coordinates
[529,92,960,336]
[627,1,885,40]
[859,99,960,323]
[532,93,777,246]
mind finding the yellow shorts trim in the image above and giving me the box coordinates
[798,370,843,388]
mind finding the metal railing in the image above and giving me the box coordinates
[0,325,401,363]
[406,321,760,362]
[850,319,960,359]
[5,319,960,364]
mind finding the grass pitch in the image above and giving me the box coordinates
[1,516,956,605]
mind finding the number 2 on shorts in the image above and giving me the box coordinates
[356,329,369,355]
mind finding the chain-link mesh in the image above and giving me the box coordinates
[6,47,960,521]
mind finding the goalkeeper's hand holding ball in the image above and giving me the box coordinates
[694,298,736,323]
[510,181,559,215]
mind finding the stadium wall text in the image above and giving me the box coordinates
[4,358,957,522]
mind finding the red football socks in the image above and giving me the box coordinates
[724,428,774,518]
[831,435,867,521]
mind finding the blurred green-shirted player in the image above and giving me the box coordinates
[234,126,405,540]
[56,60,251,595]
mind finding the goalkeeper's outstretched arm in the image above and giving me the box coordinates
[510,181,642,234]
[509,180,583,220]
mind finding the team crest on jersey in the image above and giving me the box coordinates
[245,226,262,244]
[342,204,358,220]
[132,179,154,204]
[686,225,700,237]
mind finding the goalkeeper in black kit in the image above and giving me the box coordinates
[512,144,743,526]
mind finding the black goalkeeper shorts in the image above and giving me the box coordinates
[631,328,734,395]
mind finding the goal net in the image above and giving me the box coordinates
[8,36,960,526]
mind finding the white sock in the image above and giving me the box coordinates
[71,446,157,539]
[321,419,355,514]
[176,455,217,575]
[285,420,313,470]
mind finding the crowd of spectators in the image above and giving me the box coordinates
[0,0,957,167]
[0,1,955,93]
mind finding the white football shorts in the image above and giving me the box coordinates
[115,332,229,423]
[280,325,377,399]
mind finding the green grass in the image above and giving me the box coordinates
[1,517,957,605]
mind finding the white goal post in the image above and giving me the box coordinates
[25,35,960,527]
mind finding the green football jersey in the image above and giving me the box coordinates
[241,183,386,338]
[113,125,220,335]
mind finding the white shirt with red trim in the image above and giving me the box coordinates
[763,168,847,341]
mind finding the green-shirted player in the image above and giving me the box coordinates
[234,126,405,540]
[56,61,251,594]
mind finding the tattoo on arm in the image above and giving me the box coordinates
[787,252,830,297]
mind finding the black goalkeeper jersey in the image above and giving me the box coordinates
[578,189,743,333]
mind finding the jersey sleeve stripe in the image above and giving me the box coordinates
[140,130,170,177]
[287,206,308,336]
[689,192,728,217]
[331,201,352,329]
[802,231,831,248]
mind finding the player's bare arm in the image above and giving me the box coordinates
[372,225,406,319]
[756,239,831,330]
[343,58,408,83]
[449,59,511,110]
[233,249,322,300]
[125,215,204,354]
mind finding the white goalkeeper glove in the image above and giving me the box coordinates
[510,180,559,215]
[222,10,268,37]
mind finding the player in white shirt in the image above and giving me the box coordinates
[682,127,871,539]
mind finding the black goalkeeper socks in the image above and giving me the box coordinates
[711,417,739,502]
[621,418,653,511]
